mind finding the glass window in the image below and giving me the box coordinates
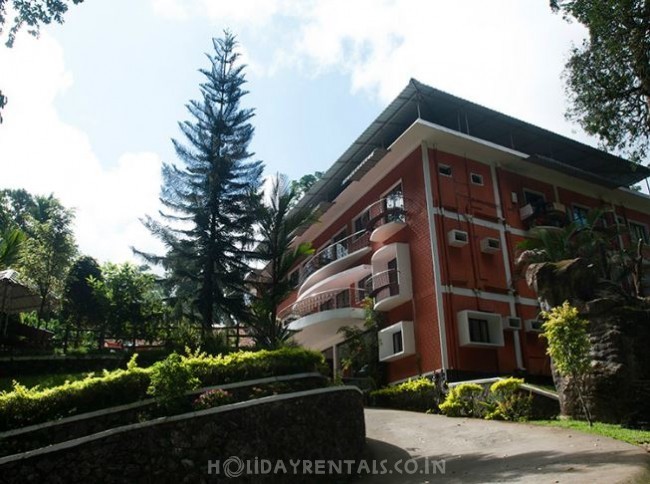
[392,331,403,354]
[354,210,370,234]
[468,317,490,343]
[439,164,452,177]
[523,190,545,207]
[288,270,299,288]
[572,205,589,227]
[470,173,484,185]
[357,275,371,301]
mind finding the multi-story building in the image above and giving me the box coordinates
[277,79,650,384]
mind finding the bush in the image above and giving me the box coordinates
[439,378,533,421]
[0,347,326,431]
[370,377,441,413]
[439,383,486,418]
[484,378,533,421]
[148,353,199,412]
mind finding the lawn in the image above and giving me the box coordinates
[532,419,650,447]
[0,372,91,392]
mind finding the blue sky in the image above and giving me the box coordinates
[0,0,589,264]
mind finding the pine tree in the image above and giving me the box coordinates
[137,32,263,333]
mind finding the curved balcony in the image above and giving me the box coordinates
[298,230,371,296]
[279,288,367,351]
[369,243,413,312]
[364,194,411,243]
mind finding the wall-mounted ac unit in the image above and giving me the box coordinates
[448,229,469,247]
[525,319,544,333]
[502,316,522,330]
[480,237,501,254]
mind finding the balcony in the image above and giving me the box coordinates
[364,194,410,243]
[368,243,413,312]
[279,288,367,351]
[520,202,568,230]
[298,230,371,297]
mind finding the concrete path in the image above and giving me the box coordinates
[360,408,649,484]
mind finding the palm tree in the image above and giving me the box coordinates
[247,174,316,349]
[0,228,24,270]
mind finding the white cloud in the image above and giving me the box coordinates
[149,0,591,143]
[0,33,165,265]
[149,0,190,20]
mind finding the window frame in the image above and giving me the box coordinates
[470,172,484,186]
[438,164,452,178]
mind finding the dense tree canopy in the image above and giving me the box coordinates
[552,0,650,162]
[138,32,264,333]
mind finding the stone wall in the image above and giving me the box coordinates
[555,300,650,425]
[0,387,366,483]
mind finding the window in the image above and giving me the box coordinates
[523,189,545,207]
[335,290,350,309]
[392,331,403,354]
[387,258,399,296]
[354,210,370,234]
[438,164,452,177]
[288,270,299,288]
[383,183,405,223]
[468,317,491,344]
[357,275,371,301]
[470,173,484,186]
[629,221,650,243]
[572,205,589,227]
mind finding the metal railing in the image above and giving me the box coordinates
[278,287,367,324]
[299,230,370,284]
[364,193,407,232]
[366,269,400,302]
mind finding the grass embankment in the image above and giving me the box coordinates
[532,419,650,447]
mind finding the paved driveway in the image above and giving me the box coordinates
[360,408,649,483]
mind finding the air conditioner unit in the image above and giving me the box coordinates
[502,316,522,330]
[448,229,469,247]
[525,319,544,333]
[480,237,501,254]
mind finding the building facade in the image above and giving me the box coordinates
[277,79,650,384]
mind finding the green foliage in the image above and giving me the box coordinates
[193,388,233,410]
[0,347,325,430]
[541,301,593,424]
[182,346,326,386]
[337,297,385,388]
[551,0,650,163]
[541,302,591,377]
[0,0,84,48]
[0,228,24,269]
[147,353,199,411]
[17,195,77,319]
[484,378,533,422]
[289,171,324,205]
[0,366,150,430]
[247,174,316,349]
[370,377,441,413]
[89,262,166,347]
[136,31,263,333]
[439,383,486,418]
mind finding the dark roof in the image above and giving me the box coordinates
[294,78,650,214]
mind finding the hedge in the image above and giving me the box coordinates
[369,377,442,413]
[0,347,326,431]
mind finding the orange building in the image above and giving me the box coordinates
[277,79,650,384]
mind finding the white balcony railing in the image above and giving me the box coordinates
[279,287,367,324]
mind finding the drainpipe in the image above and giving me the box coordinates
[421,142,449,375]
[490,163,524,370]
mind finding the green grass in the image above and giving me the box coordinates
[0,372,91,392]
[531,419,650,447]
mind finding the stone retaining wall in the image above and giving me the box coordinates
[0,387,365,483]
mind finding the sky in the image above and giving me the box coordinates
[0,0,591,265]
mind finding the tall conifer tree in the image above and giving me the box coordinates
[137,32,263,332]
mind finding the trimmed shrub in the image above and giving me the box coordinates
[439,383,486,418]
[484,378,533,421]
[370,377,441,413]
[148,353,199,412]
[0,347,326,431]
